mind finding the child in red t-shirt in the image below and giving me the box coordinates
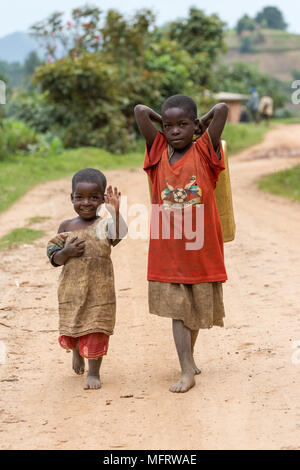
[134,94,229,393]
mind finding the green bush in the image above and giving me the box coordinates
[0,119,63,160]
[0,130,7,160]
[33,54,143,153]
[0,119,39,159]
[7,91,67,133]
[4,119,38,152]
[240,36,254,53]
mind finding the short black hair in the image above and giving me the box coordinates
[162,94,197,120]
[72,168,107,194]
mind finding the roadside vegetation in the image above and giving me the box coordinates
[257,165,300,202]
[0,5,299,213]
[0,143,144,213]
[0,227,45,249]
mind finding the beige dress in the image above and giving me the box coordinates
[47,218,116,338]
[149,281,225,331]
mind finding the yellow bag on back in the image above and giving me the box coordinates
[147,139,235,243]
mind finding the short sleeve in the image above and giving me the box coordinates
[47,234,66,267]
[143,131,167,173]
[194,130,225,184]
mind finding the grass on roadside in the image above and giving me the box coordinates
[257,164,300,202]
[0,228,45,250]
[272,116,300,125]
[27,216,51,224]
[0,120,287,214]
[0,146,144,213]
[222,122,269,156]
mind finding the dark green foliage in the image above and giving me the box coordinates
[255,6,287,30]
[4,4,289,157]
[168,8,226,60]
[240,36,254,53]
[215,62,286,109]
[292,70,300,81]
[33,53,139,152]
[0,119,38,159]
[30,6,225,153]
[0,118,63,161]
[7,91,65,133]
[236,15,257,35]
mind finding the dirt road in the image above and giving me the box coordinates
[0,124,299,450]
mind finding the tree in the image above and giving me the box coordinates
[24,51,41,76]
[30,6,103,60]
[255,6,287,30]
[236,14,257,35]
[144,39,197,104]
[214,62,287,109]
[160,7,226,90]
[240,36,254,53]
[167,7,226,60]
[30,5,226,152]
[33,53,134,152]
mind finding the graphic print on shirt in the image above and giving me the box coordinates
[161,175,202,210]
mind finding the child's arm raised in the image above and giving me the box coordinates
[134,104,162,147]
[105,186,127,244]
[199,103,229,151]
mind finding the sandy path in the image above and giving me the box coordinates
[0,125,299,450]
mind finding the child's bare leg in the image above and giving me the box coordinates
[170,319,195,393]
[84,357,102,390]
[191,330,201,375]
[72,344,85,375]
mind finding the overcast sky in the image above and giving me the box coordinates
[1,0,300,37]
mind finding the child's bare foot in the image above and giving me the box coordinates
[192,357,201,375]
[72,349,85,375]
[84,357,102,390]
[84,373,101,390]
[169,370,195,393]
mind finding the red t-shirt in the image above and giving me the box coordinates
[144,130,228,284]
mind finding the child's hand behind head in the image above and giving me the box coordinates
[197,116,212,136]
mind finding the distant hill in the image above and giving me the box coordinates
[0,32,44,63]
[3,28,300,81]
[221,29,300,81]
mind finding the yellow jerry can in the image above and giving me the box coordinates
[214,140,236,243]
[147,139,235,243]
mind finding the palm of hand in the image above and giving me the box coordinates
[104,185,121,214]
